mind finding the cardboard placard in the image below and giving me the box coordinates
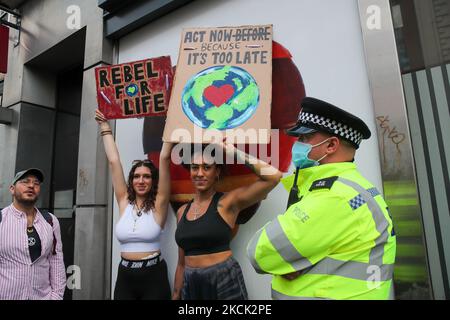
[163,25,273,143]
[95,56,173,119]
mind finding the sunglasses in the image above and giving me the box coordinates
[132,159,153,166]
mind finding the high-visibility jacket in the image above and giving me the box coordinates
[247,162,396,300]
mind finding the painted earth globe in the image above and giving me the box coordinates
[181,65,259,130]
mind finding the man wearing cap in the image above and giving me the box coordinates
[247,97,396,300]
[0,168,66,300]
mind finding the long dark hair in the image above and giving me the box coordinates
[127,160,158,212]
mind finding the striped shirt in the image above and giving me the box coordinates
[0,204,66,300]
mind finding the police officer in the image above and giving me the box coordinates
[247,97,396,300]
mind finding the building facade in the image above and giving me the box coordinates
[0,0,449,300]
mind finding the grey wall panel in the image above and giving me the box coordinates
[416,71,450,258]
[103,0,193,39]
[413,0,443,67]
[21,66,57,109]
[1,0,114,300]
[14,103,55,209]
[0,108,13,124]
[430,67,450,185]
[429,66,450,295]
[3,0,110,110]
[84,18,113,69]
[76,67,108,206]
[397,66,450,299]
[73,56,113,299]
[416,69,450,297]
[19,0,103,64]
[72,206,107,299]
[103,171,114,300]
[358,0,431,299]
[402,73,445,299]
[0,104,20,207]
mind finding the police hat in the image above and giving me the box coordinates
[286,97,371,149]
[12,168,44,185]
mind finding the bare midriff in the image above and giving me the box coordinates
[185,250,232,268]
[121,250,160,261]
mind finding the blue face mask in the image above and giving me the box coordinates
[291,138,330,169]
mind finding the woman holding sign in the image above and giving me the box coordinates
[173,141,282,300]
[95,109,172,300]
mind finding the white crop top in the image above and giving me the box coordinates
[115,204,162,252]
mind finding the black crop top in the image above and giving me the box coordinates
[175,192,232,256]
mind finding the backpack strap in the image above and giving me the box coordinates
[0,209,56,255]
[40,210,57,255]
[40,210,53,226]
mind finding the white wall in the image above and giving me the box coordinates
[112,0,383,299]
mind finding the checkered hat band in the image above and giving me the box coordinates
[299,112,363,146]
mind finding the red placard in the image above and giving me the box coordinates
[95,56,173,119]
[0,25,9,74]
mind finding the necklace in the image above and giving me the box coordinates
[134,203,144,216]
[193,204,200,220]
[132,203,143,232]
[192,200,207,220]
[27,211,36,233]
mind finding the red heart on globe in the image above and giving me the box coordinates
[203,84,235,107]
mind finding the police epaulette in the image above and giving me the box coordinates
[309,176,338,191]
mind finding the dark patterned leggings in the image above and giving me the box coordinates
[182,256,248,300]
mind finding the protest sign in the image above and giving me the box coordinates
[95,56,173,119]
[163,25,273,143]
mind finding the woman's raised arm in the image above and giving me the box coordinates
[95,109,128,213]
